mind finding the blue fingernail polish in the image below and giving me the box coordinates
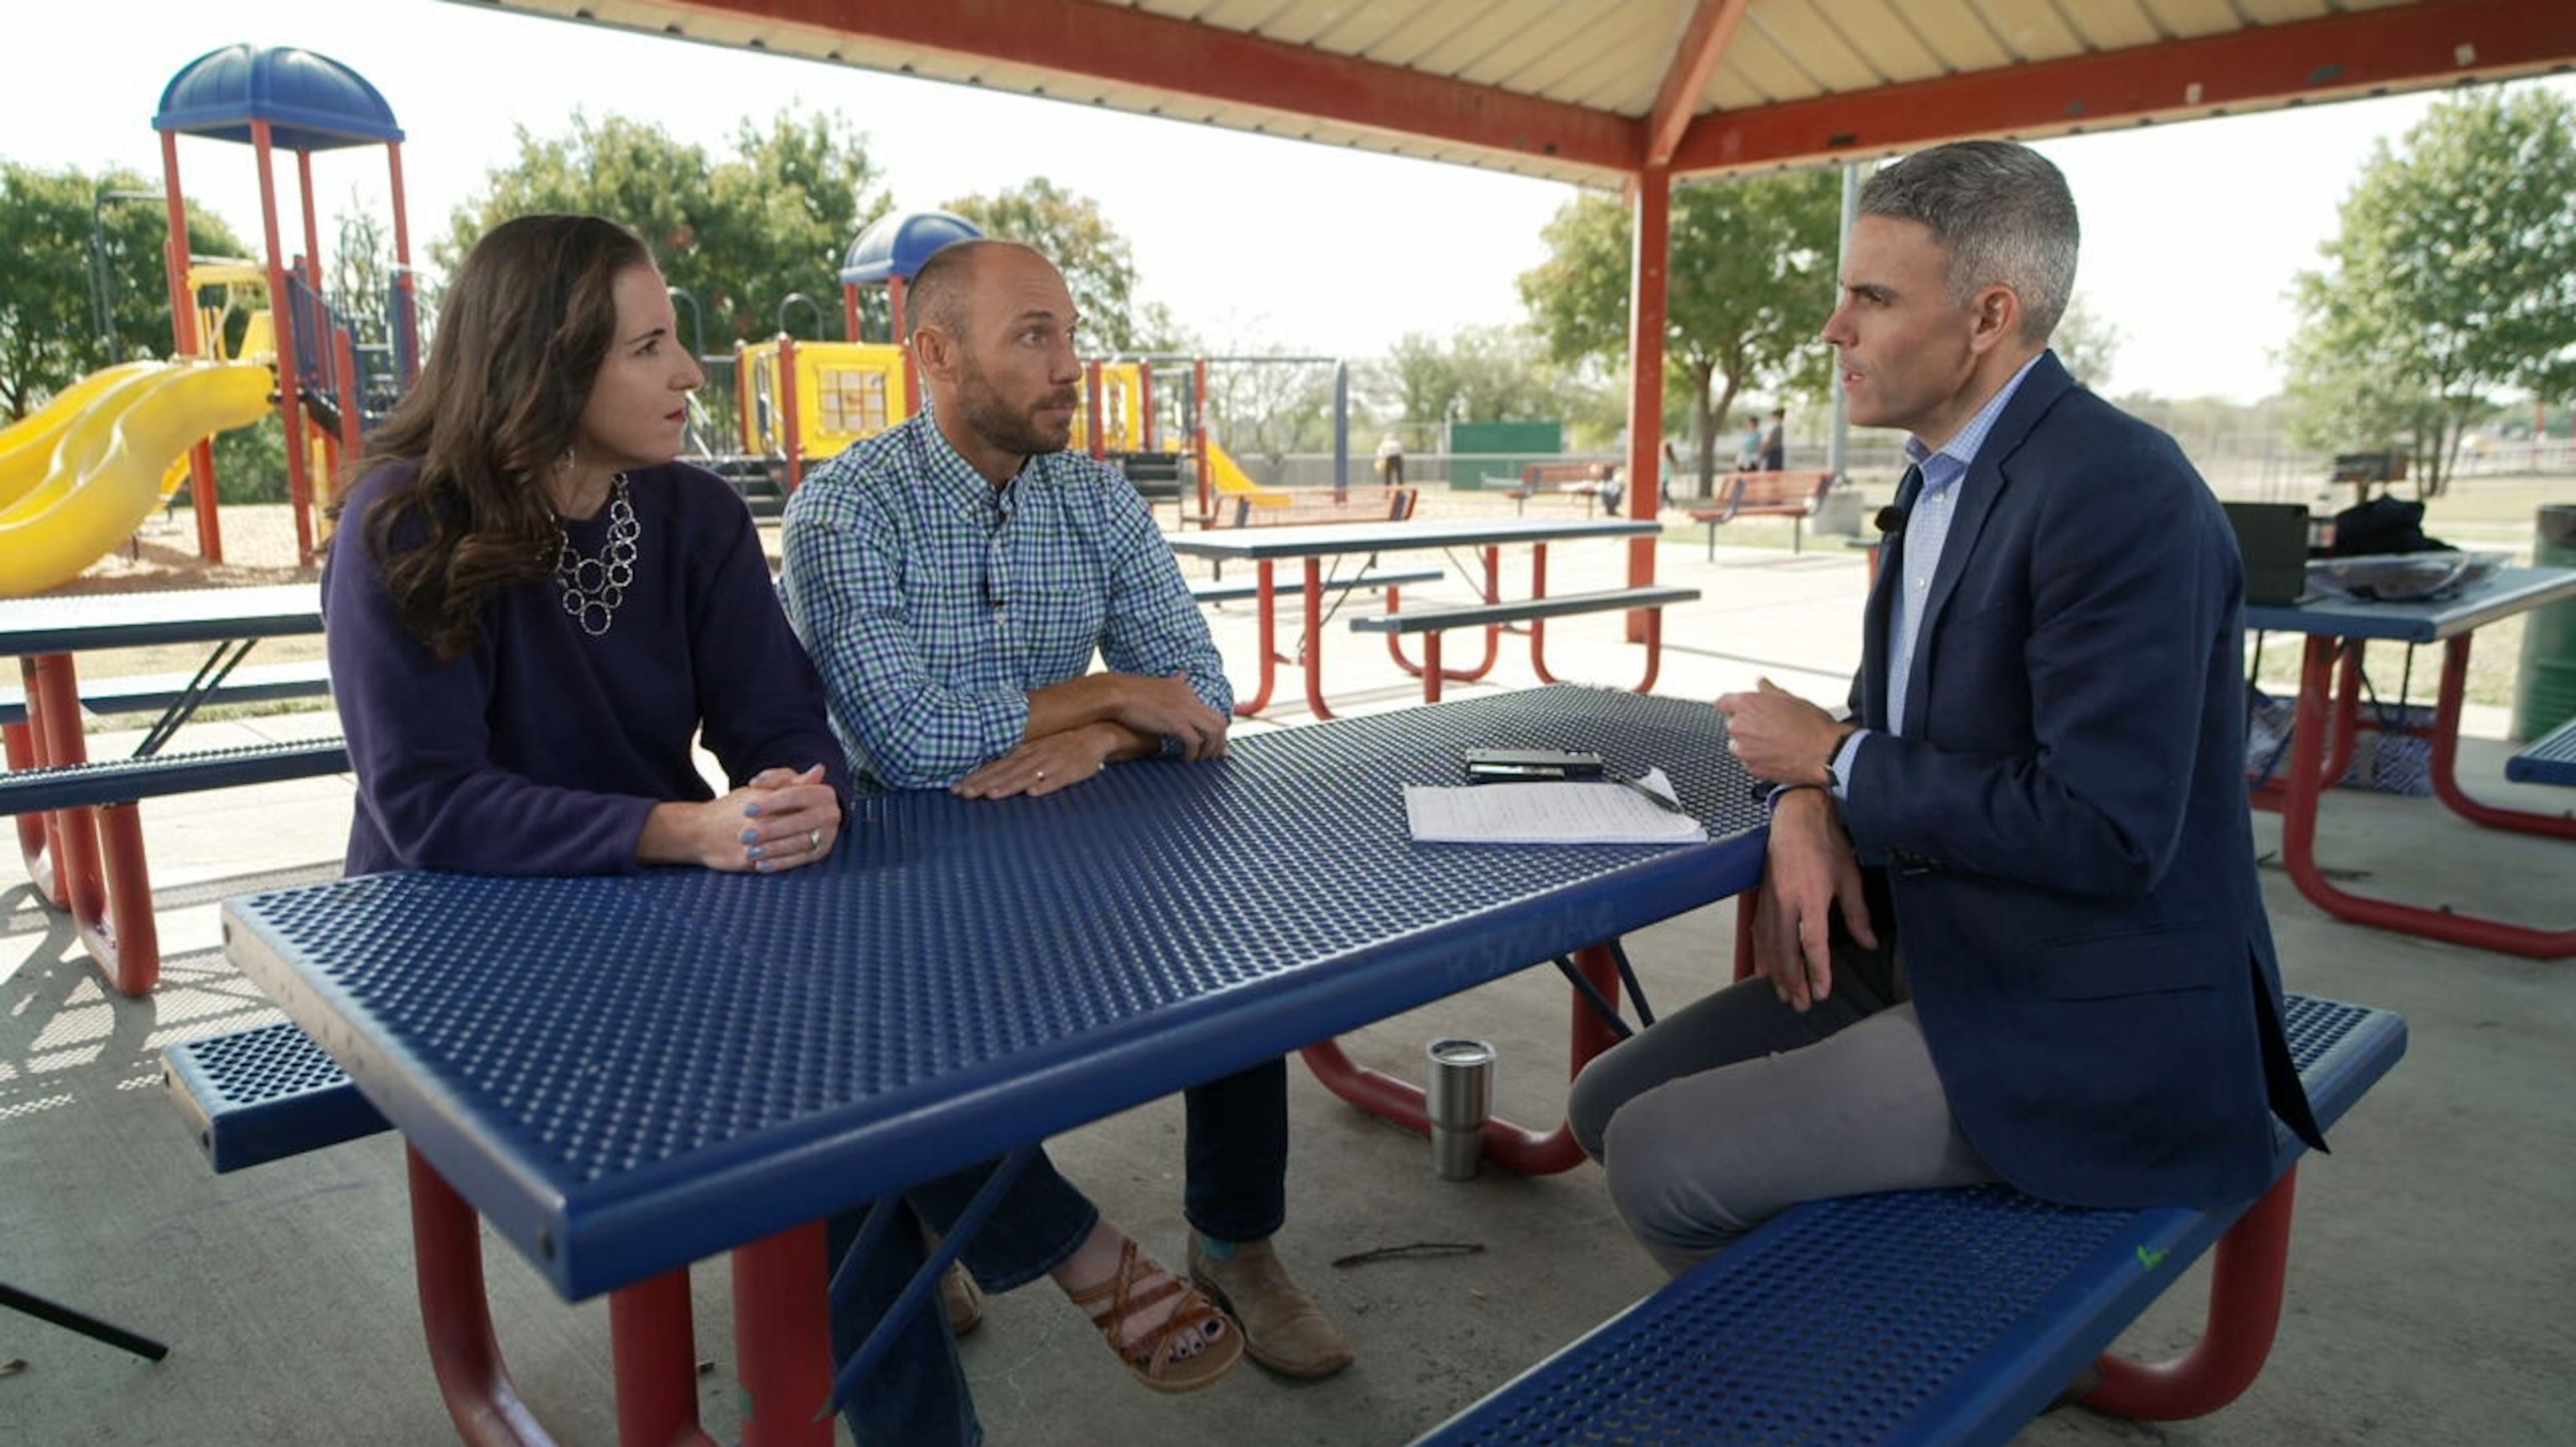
[740,829,759,844]
[744,803,763,817]
[746,845,764,859]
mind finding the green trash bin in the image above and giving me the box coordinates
[2511,504,2576,740]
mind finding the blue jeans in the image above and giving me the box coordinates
[828,1057,1290,1446]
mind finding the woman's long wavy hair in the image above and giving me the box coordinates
[331,215,653,661]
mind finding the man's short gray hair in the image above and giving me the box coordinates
[1858,140,2078,344]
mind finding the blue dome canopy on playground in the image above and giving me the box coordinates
[153,43,403,151]
[839,210,982,286]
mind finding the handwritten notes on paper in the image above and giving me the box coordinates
[1404,768,1705,846]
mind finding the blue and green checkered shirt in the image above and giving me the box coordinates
[780,412,1231,788]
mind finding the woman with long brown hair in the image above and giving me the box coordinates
[324,212,847,878]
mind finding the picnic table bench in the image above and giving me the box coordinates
[1493,463,1618,516]
[3,584,335,994]
[1352,585,1700,703]
[1411,991,2406,1446]
[0,659,332,729]
[2506,714,2576,786]
[1202,485,1417,531]
[1687,469,1836,558]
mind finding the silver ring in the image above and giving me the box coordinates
[808,827,822,851]
[1727,739,1742,755]
[1035,770,1047,781]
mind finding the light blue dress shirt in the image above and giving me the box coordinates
[1831,354,2048,793]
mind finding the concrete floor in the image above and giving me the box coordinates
[4,523,2572,1445]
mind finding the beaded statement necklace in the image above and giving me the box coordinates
[553,472,639,636]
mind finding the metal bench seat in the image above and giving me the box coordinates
[1189,567,1442,605]
[1349,585,1701,635]
[164,1020,388,1172]
[1410,993,2406,1447]
[2504,715,2576,786]
[0,738,350,816]
[0,660,332,727]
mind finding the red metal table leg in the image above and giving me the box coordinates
[730,1222,834,1447]
[1299,558,1339,719]
[91,803,161,995]
[2278,639,2575,957]
[4,718,64,908]
[2085,1170,2299,1420]
[1235,560,1281,717]
[408,1146,555,1447]
[608,1273,719,1446]
[25,656,113,957]
[1385,546,1504,684]
[2428,635,2576,838]
[1299,943,1628,1175]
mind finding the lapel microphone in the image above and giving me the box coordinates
[1877,465,1926,537]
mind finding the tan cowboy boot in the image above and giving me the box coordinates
[1187,1237,1353,1379]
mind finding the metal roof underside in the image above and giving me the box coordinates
[447,0,2573,187]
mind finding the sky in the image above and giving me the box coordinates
[6,0,2569,407]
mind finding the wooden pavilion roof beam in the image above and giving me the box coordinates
[1670,0,2576,179]
[650,0,1644,179]
[1644,0,1753,171]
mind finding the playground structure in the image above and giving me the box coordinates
[732,210,1345,521]
[0,44,420,596]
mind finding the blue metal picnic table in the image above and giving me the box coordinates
[2,583,325,993]
[2245,565,2576,958]
[220,686,1766,1445]
[1169,516,1664,718]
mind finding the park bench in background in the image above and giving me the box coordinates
[1687,469,1836,558]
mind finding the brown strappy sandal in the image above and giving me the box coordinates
[1064,1238,1245,1393]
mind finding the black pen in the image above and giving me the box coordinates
[1611,771,1690,816]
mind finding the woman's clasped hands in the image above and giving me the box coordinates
[645,763,844,873]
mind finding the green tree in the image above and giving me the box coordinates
[1519,170,1841,500]
[1377,324,1565,429]
[942,178,1181,353]
[2283,86,2576,495]
[0,163,252,419]
[445,109,888,352]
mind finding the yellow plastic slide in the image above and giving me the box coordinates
[0,360,167,511]
[0,360,276,596]
[1203,436,1291,508]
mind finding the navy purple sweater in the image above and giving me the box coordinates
[325,459,850,877]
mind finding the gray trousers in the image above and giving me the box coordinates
[1566,936,1995,1274]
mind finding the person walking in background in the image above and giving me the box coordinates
[1758,407,1788,470]
[1736,414,1764,471]
[1375,432,1406,486]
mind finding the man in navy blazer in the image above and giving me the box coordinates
[1569,140,2322,1272]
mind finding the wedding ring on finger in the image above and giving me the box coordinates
[1727,739,1742,755]
[1035,770,1047,781]
[808,827,822,851]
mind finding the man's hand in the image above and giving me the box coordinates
[1753,788,1877,1011]
[1112,672,1230,760]
[1716,677,1851,787]
[955,724,1122,799]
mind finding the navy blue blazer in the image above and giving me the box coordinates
[1841,351,2324,1210]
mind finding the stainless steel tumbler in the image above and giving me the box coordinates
[1426,1037,1496,1180]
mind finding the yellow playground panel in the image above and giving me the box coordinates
[737,339,911,464]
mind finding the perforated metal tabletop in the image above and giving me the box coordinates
[2242,566,2576,642]
[222,687,1763,1300]
[0,583,323,655]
